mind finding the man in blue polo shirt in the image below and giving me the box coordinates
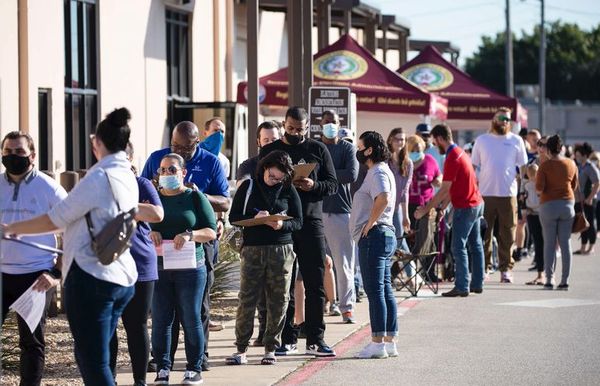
[142,121,230,371]
[1,131,68,386]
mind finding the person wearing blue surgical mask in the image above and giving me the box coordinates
[320,110,359,324]
[202,118,230,178]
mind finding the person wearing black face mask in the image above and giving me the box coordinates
[1,131,68,385]
[259,106,338,357]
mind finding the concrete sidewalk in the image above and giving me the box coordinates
[115,287,413,385]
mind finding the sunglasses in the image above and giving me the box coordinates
[497,116,511,123]
[157,166,181,175]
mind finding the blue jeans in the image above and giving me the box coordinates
[451,204,485,292]
[64,262,135,386]
[152,266,207,372]
[358,225,398,337]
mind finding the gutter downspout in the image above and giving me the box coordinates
[18,0,29,132]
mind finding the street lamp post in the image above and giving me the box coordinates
[505,0,514,97]
[539,0,546,133]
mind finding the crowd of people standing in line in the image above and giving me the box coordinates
[1,103,599,385]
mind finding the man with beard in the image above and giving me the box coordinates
[471,108,528,283]
[259,106,338,357]
[415,124,484,297]
[142,121,230,371]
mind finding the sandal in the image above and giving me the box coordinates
[261,352,277,365]
[525,278,544,285]
[225,353,248,365]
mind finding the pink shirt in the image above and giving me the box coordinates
[409,154,441,206]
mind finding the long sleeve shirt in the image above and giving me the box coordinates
[323,140,358,214]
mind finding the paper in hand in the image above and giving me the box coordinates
[9,283,46,333]
[292,163,317,181]
[231,214,293,227]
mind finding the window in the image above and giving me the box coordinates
[166,9,191,130]
[64,0,98,170]
[38,89,52,171]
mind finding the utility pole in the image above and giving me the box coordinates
[539,0,546,133]
[505,0,514,97]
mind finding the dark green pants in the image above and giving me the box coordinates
[235,244,295,352]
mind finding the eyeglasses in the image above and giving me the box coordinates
[157,166,181,175]
[497,116,511,123]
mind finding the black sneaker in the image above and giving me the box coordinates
[557,284,569,291]
[306,343,336,357]
[441,288,469,297]
[275,344,298,356]
[543,283,554,290]
[154,369,169,385]
[469,288,483,294]
[147,358,157,373]
[182,370,203,384]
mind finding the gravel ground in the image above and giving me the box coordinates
[1,297,238,385]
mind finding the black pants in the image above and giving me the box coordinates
[2,271,53,386]
[280,223,327,346]
[581,201,597,245]
[527,214,544,272]
[110,280,154,384]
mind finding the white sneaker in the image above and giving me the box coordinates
[355,342,388,359]
[385,341,399,357]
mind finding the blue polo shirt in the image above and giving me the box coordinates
[141,146,230,197]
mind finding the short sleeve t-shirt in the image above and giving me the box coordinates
[471,132,528,197]
[409,154,440,206]
[151,189,217,268]
[349,162,396,242]
[130,177,162,281]
[443,145,482,209]
[577,161,600,201]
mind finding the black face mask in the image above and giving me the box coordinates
[284,132,303,146]
[356,149,368,164]
[2,154,31,175]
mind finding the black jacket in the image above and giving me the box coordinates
[229,177,303,246]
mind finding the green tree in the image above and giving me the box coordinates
[465,21,600,101]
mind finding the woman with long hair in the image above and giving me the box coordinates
[536,135,578,290]
[386,128,414,286]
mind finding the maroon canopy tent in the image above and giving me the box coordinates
[397,45,527,126]
[237,34,448,119]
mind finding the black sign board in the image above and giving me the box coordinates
[308,87,351,140]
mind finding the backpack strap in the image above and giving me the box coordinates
[242,179,253,216]
[85,170,120,240]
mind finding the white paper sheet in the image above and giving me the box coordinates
[9,283,46,333]
[162,240,197,270]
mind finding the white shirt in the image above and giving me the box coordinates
[0,170,67,274]
[48,152,139,287]
[218,152,231,179]
[471,132,527,197]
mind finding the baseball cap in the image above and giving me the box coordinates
[338,128,351,139]
[416,123,431,135]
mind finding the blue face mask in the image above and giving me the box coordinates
[159,175,181,190]
[322,123,339,139]
[200,131,225,156]
[409,152,424,163]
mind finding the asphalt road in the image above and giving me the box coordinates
[299,244,600,386]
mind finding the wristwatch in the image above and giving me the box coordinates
[183,229,194,241]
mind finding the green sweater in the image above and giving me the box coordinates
[151,189,217,267]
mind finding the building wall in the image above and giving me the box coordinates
[0,0,19,141]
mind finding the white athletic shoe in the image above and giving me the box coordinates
[355,342,388,359]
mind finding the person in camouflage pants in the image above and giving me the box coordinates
[226,150,303,365]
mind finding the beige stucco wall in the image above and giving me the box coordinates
[98,0,168,170]
[27,0,65,172]
[0,0,20,143]
[191,0,215,102]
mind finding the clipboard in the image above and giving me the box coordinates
[232,214,292,227]
[292,163,317,181]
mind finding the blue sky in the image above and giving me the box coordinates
[368,0,600,67]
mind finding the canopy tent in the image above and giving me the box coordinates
[397,45,527,129]
[237,34,448,120]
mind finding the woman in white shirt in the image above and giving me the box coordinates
[2,108,139,385]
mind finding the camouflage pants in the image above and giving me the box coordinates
[235,244,295,352]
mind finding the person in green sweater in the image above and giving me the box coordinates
[149,153,217,385]
[226,150,303,365]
